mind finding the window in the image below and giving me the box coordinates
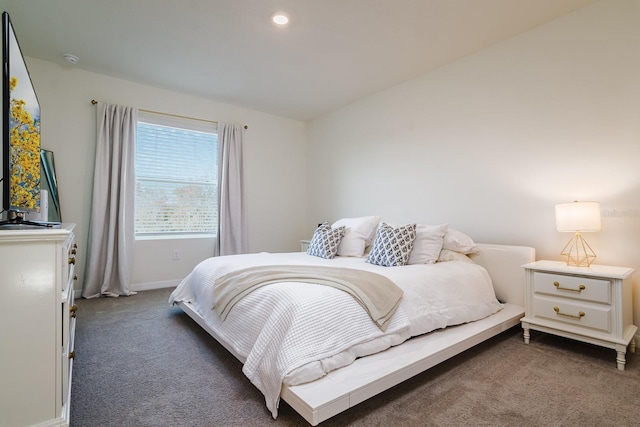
[135,111,218,238]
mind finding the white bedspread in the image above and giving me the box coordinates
[169,252,502,418]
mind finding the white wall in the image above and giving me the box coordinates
[307,0,640,326]
[26,59,308,291]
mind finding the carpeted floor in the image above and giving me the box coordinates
[70,288,640,427]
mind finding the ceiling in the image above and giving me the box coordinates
[1,0,598,121]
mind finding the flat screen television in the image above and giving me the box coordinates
[0,11,49,228]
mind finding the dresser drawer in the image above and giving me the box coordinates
[533,272,610,304]
[532,295,611,333]
[61,237,76,293]
[62,287,76,418]
[65,261,75,293]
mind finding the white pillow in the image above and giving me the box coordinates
[332,215,381,257]
[437,249,474,263]
[442,228,479,255]
[407,223,448,265]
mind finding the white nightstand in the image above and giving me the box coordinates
[300,239,311,252]
[521,260,637,370]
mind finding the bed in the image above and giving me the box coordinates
[169,219,535,425]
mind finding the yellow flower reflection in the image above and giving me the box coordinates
[9,77,40,210]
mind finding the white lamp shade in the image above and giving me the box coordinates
[555,201,601,232]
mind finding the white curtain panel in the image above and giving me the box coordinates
[215,123,247,256]
[83,102,138,298]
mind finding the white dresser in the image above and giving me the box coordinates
[521,260,636,370]
[0,223,77,426]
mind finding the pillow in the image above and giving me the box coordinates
[437,249,474,263]
[366,223,417,267]
[407,223,448,265]
[442,228,479,255]
[332,215,381,257]
[307,222,346,259]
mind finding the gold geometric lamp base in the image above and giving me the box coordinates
[555,201,601,268]
[560,231,596,267]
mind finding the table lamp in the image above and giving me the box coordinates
[555,201,601,267]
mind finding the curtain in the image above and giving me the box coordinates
[214,123,247,256]
[82,102,138,298]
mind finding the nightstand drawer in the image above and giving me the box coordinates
[533,272,610,304]
[532,295,611,333]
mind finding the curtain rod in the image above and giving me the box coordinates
[91,99,248,129]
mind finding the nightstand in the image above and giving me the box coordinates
[300,239,311,252]
[521,260,637,370]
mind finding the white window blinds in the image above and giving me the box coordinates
[135,111,218,237]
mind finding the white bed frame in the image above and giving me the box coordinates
[177,243,535,425]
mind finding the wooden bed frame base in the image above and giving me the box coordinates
[176,243,535,425]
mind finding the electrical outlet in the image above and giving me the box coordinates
[172,250,180,260]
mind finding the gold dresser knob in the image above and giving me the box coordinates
[554,306,585,319]
[68,351,75,360]
[68,257,76,265]
[553,281,586,293]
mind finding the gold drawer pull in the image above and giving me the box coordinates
[553,281,586,293]
[70,305,78,318]
[68,257,76,265]
[69,351,75,360]
[73,274,78,281]
[71,248,77,255]
[554,306,585,319]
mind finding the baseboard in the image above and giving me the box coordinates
[130,279,180,292]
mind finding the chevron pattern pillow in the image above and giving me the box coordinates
[307,222,346,259]
[366,223,417,267]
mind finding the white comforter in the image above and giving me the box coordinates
[169,252,502,418]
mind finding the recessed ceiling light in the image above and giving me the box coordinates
[271,12,289,26]
[63,53,79,65]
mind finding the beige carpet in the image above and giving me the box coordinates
[70,288,640,426]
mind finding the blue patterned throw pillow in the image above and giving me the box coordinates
[307,222,346,259]
[367,223,417,267]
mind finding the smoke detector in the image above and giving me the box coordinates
[63,53,79,65]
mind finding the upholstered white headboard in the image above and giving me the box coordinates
[470,243,535,307]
